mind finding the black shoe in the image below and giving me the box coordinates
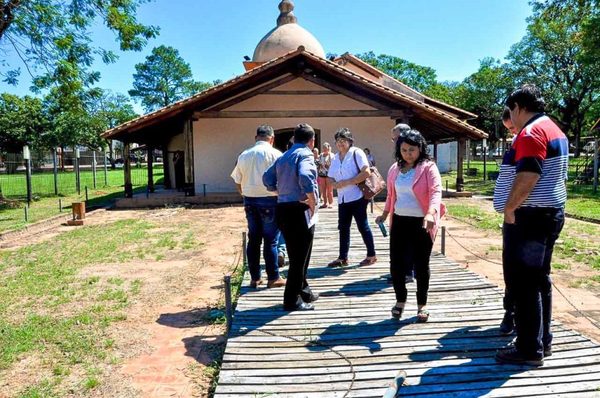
[495,347,543,366]
[544,345,552,357]
[283,302,314,311]
[499,311,515,335]
[303,292,319,303]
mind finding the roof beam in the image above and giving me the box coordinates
[193,110,405,119]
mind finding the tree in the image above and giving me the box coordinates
[455,58,514,142]
[1,0,158,94]
[356,51,438,93]
[0,93,48,153]
[129,45,212,112]
[506,0,600,154]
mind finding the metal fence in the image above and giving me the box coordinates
[0,150,164,199]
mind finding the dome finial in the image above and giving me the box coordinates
[277,0,297,26]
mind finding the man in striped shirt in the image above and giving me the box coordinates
[494,84,569,366]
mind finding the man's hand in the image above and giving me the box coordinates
[504,209,516,224]
[302,192,317,216]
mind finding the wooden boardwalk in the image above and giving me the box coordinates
[215,208,600,397]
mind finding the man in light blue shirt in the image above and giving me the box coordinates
[263,123,319,311]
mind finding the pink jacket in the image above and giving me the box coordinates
[383,160,446,242]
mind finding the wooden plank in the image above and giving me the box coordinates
[214,209,600,397]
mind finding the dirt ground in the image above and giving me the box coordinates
[1,198,600,397]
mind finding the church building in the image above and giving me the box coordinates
[102,0,487,203]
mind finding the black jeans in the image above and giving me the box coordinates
[338,198,376,259]
[390,214,433,305]
[276,202,315,309]
[503,207,564,357]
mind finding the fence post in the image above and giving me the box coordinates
[23,145,32,204]
[59,198,62,212]
[92,151,97,189]
[75,148,81,195]
[24,205,29,222]
[242,231,247,267]
[85,186,89,202]
[53,147,58,196]
[594,139,599,194]
[103,150,108,187]
[224,275,232,332]
[441,226,446,256]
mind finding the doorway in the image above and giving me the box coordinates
[274,128,321,153]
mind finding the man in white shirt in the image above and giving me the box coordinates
[231,125,286,289]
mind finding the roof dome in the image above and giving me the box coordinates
[252,0,325,62]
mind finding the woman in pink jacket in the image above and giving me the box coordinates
[375,129,445,322]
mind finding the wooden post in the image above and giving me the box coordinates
[224,275,232,332]
[433,142,438,162]
[456,139,465,192]
[147,146,155,193]
[92,150,97,189]
[124,143,133,198]
[441,226,446,255]
[183,119,195,195]
[67,202,85,226]
[162,145,171,189]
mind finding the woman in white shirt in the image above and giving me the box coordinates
[327,128,377,267]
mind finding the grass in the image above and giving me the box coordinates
[441,160,600,221]
[446,201,600,274]
[0,216,204,397]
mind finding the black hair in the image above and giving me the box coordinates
[505,84,546,113]
[294,123,315,144]
[256,124,274,137]
[395,129,430,167]
[334,127,354,146]
[501,106,511,121]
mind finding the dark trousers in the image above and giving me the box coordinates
[244,196,280,282]
[390,214,433,305]
[276,202,315,309]
[338,198,376,259]
[503,207,564,357]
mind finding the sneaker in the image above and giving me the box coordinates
[283,302,314,311]
[544,345,552,357]
[277,253,285,268]
[405,275,414,283]
[267,277,286,288]
[495,347,543,366]
[499,311,515,335]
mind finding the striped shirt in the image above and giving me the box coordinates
[493,114,569,213]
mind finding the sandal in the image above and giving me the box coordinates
[327,258,348,267]
[391,305,404,319]
[417,309,430,323]
[359,256,377,266]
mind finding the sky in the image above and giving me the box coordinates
[0,0,533,113]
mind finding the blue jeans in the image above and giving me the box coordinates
[277,234,287,256]
[503,207,564,358]
[338,198,376,259]
[244,196,280,282]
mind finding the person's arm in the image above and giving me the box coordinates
[298,155,319,214]
[423,163,442,231]
[333,149,371,189]
[504,172,540,224]
[235,184,242,195]
[262,161,278,192]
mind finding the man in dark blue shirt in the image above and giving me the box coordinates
[263,123,319,311]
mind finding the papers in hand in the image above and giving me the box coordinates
[305,207,319,228]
